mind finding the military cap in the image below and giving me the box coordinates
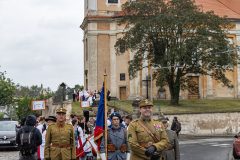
[139,99,153,107]
[45,115,57,122]
[56,107,67,114]
[160,117,169,123]
[110,112,121,120]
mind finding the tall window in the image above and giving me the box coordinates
[120,73,125,81]
[108,0,118,3]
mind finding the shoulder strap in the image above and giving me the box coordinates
[138,121,159,143]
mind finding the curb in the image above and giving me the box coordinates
[179,134,235,141]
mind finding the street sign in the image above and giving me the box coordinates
[32,100,46,110]
[81,101,90,108]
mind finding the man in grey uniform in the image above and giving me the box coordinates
[100,112,130,160]
[161,117,180,160]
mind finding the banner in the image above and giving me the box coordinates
[81,101,90,108]
[32,100,45,110]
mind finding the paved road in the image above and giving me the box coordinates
[0,149,18,160]
[0,138,236,160]
[180,138,234,160]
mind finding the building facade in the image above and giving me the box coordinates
[81,0,240,100]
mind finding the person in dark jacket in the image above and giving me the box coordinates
[171,117,181,137]
[161,117,180,160]
[16,115,42,160]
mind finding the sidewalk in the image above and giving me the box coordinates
[179,134,235,141]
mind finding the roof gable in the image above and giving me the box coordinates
[195,0,240,19]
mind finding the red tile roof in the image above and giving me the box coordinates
[85,0,240,20]
[195,0,240,19]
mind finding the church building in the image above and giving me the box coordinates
[81,0,240,100]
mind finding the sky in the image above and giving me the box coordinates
[0,0,84,91]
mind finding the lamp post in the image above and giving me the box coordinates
[142,75,151,99]
[60,82,66,107]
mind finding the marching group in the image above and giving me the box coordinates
[16,99,182,160]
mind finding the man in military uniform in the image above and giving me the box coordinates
[161,117,180,160]
[100,112,130,160]
[44,108,76,160]
[127,99,169,160]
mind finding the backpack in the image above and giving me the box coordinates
[176,121,181,133]
[19,127,36,156]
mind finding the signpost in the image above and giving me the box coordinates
[32,100,45,111]
[81,101,90,108]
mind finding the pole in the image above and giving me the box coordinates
[104,74,108,159]
[150,67,153,101]
[146,76,149,99]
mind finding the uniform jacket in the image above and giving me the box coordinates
[100,126,129,160]
[161,129,180,160]
[44,122,76,160]
[127,118,169,160]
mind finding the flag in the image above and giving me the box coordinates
[94,85,105,150]
[76,136,85,158]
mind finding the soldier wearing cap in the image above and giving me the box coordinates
[127,99,169,160]
[100,112,130,160]
[161,117,180,160]
[44,108,76,160]
[39,116,57,160]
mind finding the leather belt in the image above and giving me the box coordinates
[139,142,152,148]
[51,144,71,148]
[107,144,127,152]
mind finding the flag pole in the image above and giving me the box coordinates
[104,73,108,159]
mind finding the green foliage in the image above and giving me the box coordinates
[74,84,84,91]
[15,85,51,120]
[0,70,16,106]
[16,97,36,120]
[0,112,4,120]
[15,85,53,99]
[115,0,239,105]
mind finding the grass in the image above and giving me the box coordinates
[72,101,98,116]
[72,99,240,115]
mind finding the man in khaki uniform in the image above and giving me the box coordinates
[44,108,76,160]
[127,99,169,160]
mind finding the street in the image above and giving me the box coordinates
[0,138,235,160]
[0,149,18,160]
[180,137,234,160]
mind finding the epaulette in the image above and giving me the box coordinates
[66,123,73,127]
[47,123,55,128]
[131,119,139,123]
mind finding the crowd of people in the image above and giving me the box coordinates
[16,99,182,160]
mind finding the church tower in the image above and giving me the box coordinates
[81,0,141,100]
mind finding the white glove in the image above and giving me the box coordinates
[127,153,131,160]
[100,153,107,160]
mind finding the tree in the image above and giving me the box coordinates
[115,0,239,105]
[16,97,36,120]
[74,84,84,91]
[15,85,53,99]
[0,70,16,106]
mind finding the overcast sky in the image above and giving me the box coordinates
[0,0,84,91]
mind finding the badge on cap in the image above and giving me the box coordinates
[145,99,149,104]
